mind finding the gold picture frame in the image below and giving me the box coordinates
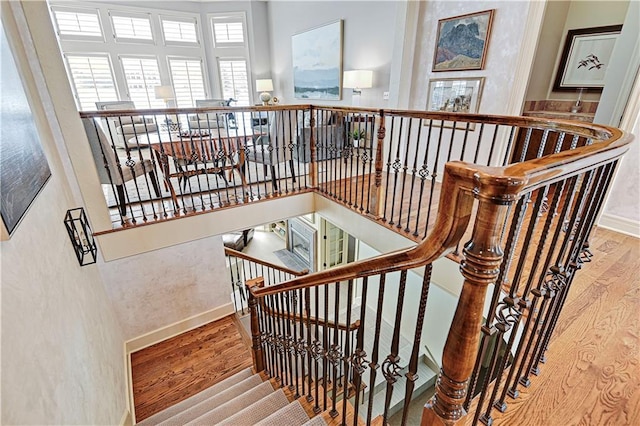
[432,9,495,72]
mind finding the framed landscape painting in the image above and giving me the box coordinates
[432,10,494,72]
[552,25,622,92]
[292,20,343,100]
[426,77,485,129]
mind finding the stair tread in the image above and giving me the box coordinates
[303,416,329,426]
[255,400,310,426]
[154,374,263,426]
[135,367,253,425]
[177,380,273,426]
[217,389,289,426]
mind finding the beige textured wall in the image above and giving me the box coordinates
[1,2,126,424]
[98,235,232,340]
[410,1,531,114]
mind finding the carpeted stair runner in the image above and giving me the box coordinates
[254,400,310,426]
[157,375,267,425]
[136,368,330,426]
[177,381,274,425]
[216,389,289,425]
[136,368,253,426]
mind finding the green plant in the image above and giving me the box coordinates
[350,128,366,140]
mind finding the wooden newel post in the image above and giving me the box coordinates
[247,277,265,373]
[422,176,521,425]
[369,110,386,217]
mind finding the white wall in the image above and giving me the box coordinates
[1,2,127,424]
[266,1,398,108]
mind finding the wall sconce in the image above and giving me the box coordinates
[343,70,373,106]
[154,85,175,108]
[256,79,274,105]
[64,207,97,266]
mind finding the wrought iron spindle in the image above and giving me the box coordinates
[423,120,445,238]
[366,273,386,425]
[396,118,413,230]
[329,281,341,418]
[400,265,433,426]
[352,277,368,425]
[413,119,433,236]
[388,117,404,226]
[382,270,407,424]
[405,118,423,233]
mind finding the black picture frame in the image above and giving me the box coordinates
[553,25,623,92]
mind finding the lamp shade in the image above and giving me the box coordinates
[256,79,274,92]
[343,70,373,89]
[154,85,174,100]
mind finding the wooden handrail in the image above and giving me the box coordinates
[248,123,631,299]
[224,247,309,277]
[260,298,360,332]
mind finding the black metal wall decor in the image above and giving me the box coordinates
[64,208,97,266]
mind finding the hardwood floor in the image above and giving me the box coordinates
[129,228,638,425]
[131,315,252,422]
[466,227,640,425]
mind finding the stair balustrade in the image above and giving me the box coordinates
[78,105,632,424]
[225,247,309,314]
[241,115,631,425]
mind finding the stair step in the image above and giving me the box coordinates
[180,381,274,425]
[154,374,263,425]
[303,416,329,426]
[255,400,310,426]
[320,399,364,426]
[218,389,290,426]
[135,367,253,425]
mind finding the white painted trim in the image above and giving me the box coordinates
[598,214,640,238]
[125,303,235,354]
[119,409,131,426]
[97,192,314,261]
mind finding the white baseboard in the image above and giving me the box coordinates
[119,409,132,426]
[598,213,640,238]
[125,303,235,354]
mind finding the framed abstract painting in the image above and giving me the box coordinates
[1,25,51,239]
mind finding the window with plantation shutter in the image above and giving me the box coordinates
[120,57,164,109]
[161,18,199,46]
[211,14,245,47]
[169,58,206,107]
[111,13,154,43]
[51,7,103,40]
[218,59,250,106]
[65,54,118,110]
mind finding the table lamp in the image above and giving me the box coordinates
[154,85,175,108]
[256,79,274,105]
[343,70,373,106]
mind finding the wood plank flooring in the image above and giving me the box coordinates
[131,315,252,422]
[465,227,640,425]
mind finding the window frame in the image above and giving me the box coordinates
[167,56,208,107]
[63,52,119,110]
[118,55,165,109]
[160,16,200,47]
[108,10,155,45]
[50,5,105,42]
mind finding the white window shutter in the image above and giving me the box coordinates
[120,57,164,109]
[65,55,118,110]
[218,59,250,106]
[169,58,206,107]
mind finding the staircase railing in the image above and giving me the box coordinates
[244,116,631,425]
[224,247,308,314]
